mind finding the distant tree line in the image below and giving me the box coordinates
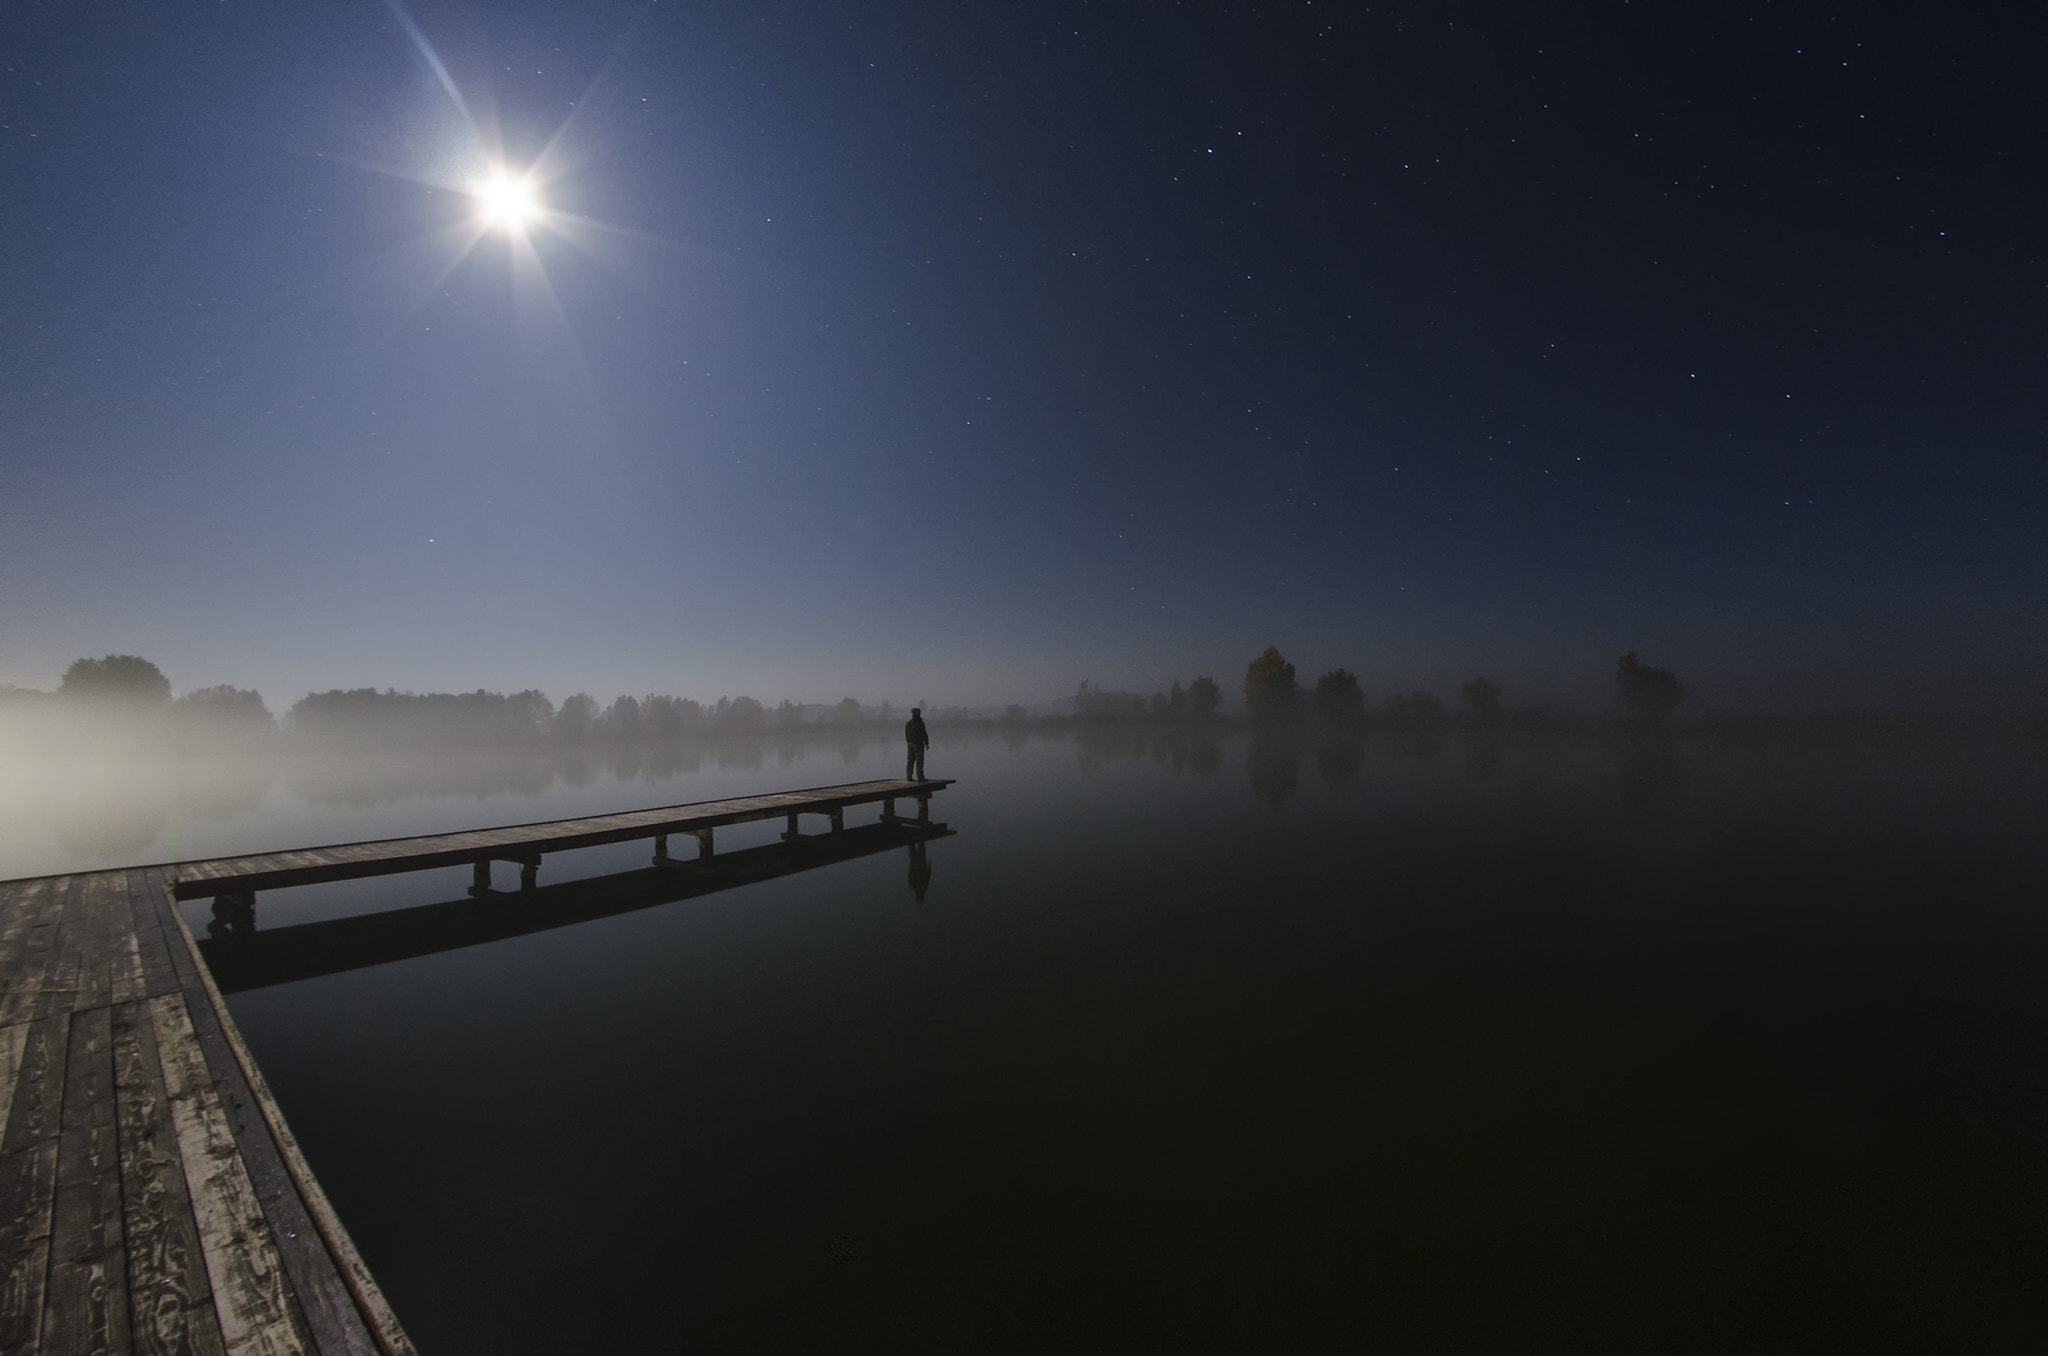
[1228,645,1681,734]
[286,689,913,746]
[0,655,930,749]
[0,649,1693,743]
[14,647,2022,750]
[0,655,276,735]
[1071,677,1223,726]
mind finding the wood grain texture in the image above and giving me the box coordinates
[0,1132,59,1353]
[0,878,65,1028]
[0,1014,67,1353]
[45,1007,131,1356]
[38,878,88,1023]
[0,1024,28,1146]
[124,871,183,1003]
[147,995,309,1356]
[150,879,400,1356]
[2,1015,69,1157]
[72,872,129,1015]
[0,877,49,965]
[113,998,227,1356]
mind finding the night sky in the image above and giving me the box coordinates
[4,1,2041,713]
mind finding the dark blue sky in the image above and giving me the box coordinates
[4,1,2041,712]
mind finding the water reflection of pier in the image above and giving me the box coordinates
[199,818,954,993]
[175,778,953,916]
[0,777,952,1354]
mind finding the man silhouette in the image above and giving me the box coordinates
[904,706,930,780]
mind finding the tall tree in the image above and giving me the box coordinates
[1313,669,1365,725]
[1616,653,1685,719]
[554,693,598,742]
[1186,676,1222,719]
[59,655,170,705]
[1243,647,1300,725]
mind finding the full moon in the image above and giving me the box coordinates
[472,171,540,231]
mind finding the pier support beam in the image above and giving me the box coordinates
[471,856,540,893]
[654,828,716,875]
[782,808,845,843]
[209,890,256,941]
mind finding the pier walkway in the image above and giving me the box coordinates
[0,778,952,1353]
[174,777,954,907]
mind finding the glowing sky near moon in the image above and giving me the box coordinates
[0,1,2040,714]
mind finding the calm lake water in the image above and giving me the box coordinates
[13,729,2048,1350]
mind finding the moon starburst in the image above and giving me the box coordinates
[472,171,541,232]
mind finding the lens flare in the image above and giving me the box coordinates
[473,171,540,231]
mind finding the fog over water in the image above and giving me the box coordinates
[8,715,2043,1347]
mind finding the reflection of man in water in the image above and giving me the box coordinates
[904,707,930,780]
[907,839,932,902]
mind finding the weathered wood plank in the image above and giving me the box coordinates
[2,1015,69,1157]
[59,1004,116,1133]
[0,878,48,958]
[0,878,65,1028]
[147,994,310,1356]
[44,1004,131,1356]
[37,877,89,1023]
[111,911,149,1008]
[0,1013,68,1353]
[74,872,130,1014]
[157,884,401,1356]
[125,871,183,1002]
[0,1132,59,1353]
[159,779,954,899]
[143,874,202,994]
[113,998,227,1356]
[0,1025,27,1143]
[46,1118,132,1356]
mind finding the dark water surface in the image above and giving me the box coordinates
[193,733,2047,1352]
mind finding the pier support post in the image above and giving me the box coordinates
[209,891,256,942]
[519,857,540,892]
[916,794,931,824]
[829,808,844,836]
[691,828,714,861]
[653,833,669,864]
[470,860,492,896]
[882,797,897,823]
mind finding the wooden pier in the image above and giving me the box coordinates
[0,778,952,1353]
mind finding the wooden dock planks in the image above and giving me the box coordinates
[1,777,956,1352]
[148,995,310,1356]
[157,777,953,900]
[1,869,411,1355]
